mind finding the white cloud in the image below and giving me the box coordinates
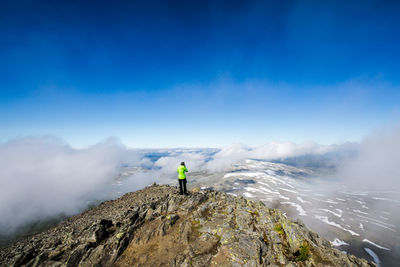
[337,125,400,193]
[0,136,125,234]
[204,143,250,171]
[204,142,338,171]
[154,152,208,174]
[251,141,334,159]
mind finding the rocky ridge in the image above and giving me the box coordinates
[0,184,376,266]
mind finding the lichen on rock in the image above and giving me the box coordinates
[0,184,376,267]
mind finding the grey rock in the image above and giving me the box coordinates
[0,184,376,267]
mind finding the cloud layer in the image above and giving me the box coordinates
[150,141,344,174]
[0,136,124,234]
[2,126,398,236]
[337,125,400,194]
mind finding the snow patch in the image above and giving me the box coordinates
[243,192,254,198]
[265,170,275,175]
[353,209,368,215]
[335,209,343,214]
[314,215,359,236]
[297,196,311,204]
[364,248,381,266]
[362,239,390,250]
[331,238,349,246]
[280,188,298,194]
[280,202,307,216]
[318,209,342,218]
[325,199,339,204]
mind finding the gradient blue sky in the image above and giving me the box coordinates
[1,0,400,148]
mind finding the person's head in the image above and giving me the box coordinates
[181,162,185,166]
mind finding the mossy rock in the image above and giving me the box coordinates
[296,241,310,261]
[274,223,284,235]
[191,220,202,237]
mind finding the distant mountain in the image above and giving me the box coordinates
[0,184,375,266]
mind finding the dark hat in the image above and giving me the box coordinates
[181,162,185,166]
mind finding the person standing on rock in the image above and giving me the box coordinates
[177,162,189,195]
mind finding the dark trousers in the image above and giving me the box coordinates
[178,178,187,194]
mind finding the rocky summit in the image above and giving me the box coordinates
[0,184,376,267]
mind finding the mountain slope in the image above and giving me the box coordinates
[0,184,375,267]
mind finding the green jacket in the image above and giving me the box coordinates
[177,165,188,179]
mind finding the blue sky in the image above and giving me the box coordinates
[1,0,400,148]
